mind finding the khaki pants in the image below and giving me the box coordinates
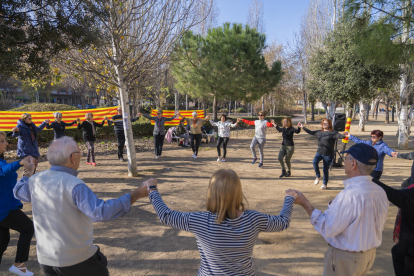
[323,245,376,276]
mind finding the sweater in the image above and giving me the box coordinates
[46,120,77,139]
[0,159,23,221]
[109,114,139,132]
[209,120,237,138]
[242,119,273,139]
[143,114,175,135]
[12,119,47,158]
[303,128,345,157]
[28,170,97,267]
[149,191,294,276]
[184,118,206,135]
[275,126,301,146]
[77,120,105,142]
[397,151,414,182]
[373,179,414,258]
[349,135,395,172]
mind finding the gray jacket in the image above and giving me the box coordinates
[143,114,175,135]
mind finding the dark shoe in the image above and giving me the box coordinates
[252,158,258,164]
[279,170,287,178]
[258,163,263,168]
[286,171,291,177]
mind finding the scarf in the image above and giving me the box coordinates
[88,121,95,136]
[25,122,36,142]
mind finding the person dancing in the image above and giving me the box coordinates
[344,130,395,181]
[108,107,139,162]
[46,112,77,140]
[12,113,50,176]
[237,111,273,168]
[299,119,345,189]
[138,110,178,159]
[180,111,206,159]
[0,131,35,276]
[77,113,107,166]
[146,169,296,276]
[271,117,300,178]
[209,114,239,162]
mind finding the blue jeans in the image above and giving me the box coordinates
[313,153,333,186]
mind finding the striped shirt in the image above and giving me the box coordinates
[311,175,389,252]
[109,114,139,131]
[149,191,294,276]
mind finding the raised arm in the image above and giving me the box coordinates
[275,125,283,132]
[335,132,346,140]
[373,179,414,218]
[259,196,295,232]
[398,151,414,160]
[303,127,320,136]
[94,119,106,128]
[382,143,396,157]
[149,191,191,232]
[45,122,53,129]
[35,120,49,132]
[0,160,21,177]
[209,119,219,127]
[241,119,255,126]
[164,115,177,122]
[64,120,77,127]
[349,134,371,146]
[77,120,83,129]
[142,114,156,120]
[294,127,301,134]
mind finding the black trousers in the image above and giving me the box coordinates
[392,243,414,276]
[371,170,383,181]
[153,134,165,156]
[115,131,125,159]
[86,141,95,163]
[40,248,109,276]
[0,209,34,264]
[190,134,202,156]
[217,137,230,158]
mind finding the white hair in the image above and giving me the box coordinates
[53,112,62,118]
[47,136,79,166]
[348,154,377,175]
[192,111,198,116]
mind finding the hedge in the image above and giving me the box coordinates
[11,103,79,112]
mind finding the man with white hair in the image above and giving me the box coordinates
[293,143,389,276]
[13,136,149,275]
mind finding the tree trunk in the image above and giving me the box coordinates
[392,103,395,122]
[203,98,206,116]
[213,96,218,121]
[185,94,188,110]
[228,100,231,116]
[359,100,365,131]
[311,102,315,121]
[175,91,179,111]
[365,102,369,121]
[303,91,307,124]
[385,97,390,124]
[375,100,380,120]
[112,46,138,177]
[261,96,264,112]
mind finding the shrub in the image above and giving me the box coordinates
[11,103,79,112]
[207,107,213,112]
[236,107,247,113]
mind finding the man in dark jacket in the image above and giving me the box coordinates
[373,178,414,276]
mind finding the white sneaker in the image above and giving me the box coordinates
[314,178,320,185]
[217,158,221,162]
[9,264,34,276]
[193,154,197,159]
[321,184,327,189]
[221,158,226,162]
[155,155,158,159]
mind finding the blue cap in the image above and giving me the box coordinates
[341,143,378,165]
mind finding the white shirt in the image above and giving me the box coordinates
[254,119,270,139]
[311,175,389,252]
[209,120,237,137]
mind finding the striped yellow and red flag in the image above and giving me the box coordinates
[149,110,205,126]
[0,106,118,132]
[342,118,352,143]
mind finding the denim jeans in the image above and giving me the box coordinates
[313,152,333,186]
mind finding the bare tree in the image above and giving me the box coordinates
[247,0,266,33]
[58,0,209,176]
[192,0,219,36]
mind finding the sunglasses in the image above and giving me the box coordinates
[259,114,264,116]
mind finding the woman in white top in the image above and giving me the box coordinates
[237,111,273,168]
[146,169,296,276]
[209,114,239,162]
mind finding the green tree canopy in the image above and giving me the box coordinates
[171,23,283,119]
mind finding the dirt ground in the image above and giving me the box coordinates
[1,118,410,276]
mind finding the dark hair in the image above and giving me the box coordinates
[220,114,227,121]
[371,130,384,138]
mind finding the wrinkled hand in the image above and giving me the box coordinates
[22,157,36,177]
[298,122,303,128]
[44,119,50,124]
[344,131,350,137]
[391,152,398,158]
[237,118,242,123]
[292,190,308,206]
[144,178,157,191]
[206,115,211,121]
[12,126,19,132]
[285,189,298,199]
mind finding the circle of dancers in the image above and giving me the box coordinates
[1,110,413,276]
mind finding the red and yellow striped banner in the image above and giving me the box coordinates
[342,118,352,143]
[149,110,205,126]
[0,106,118,132]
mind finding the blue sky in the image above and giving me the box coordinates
[216,0,310,45]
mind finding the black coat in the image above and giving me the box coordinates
[77,120,105,142]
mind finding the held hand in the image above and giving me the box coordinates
[19,156,32,166]
[298,122,303,128]
[12,126,19,132]
[23,157,36,177]
[137,113,143,117]
[77,118,81,122]
[104,116,108,120]
[144,178,158,191]
[237,118,242,123]
[285,189,298,199]
[292,190,308,206]
[343,131,350,137]
[270,119,275,124]
[206,115,211,121]
[391,152,398,158]
[44,119,50,124]
[130,182,149,204]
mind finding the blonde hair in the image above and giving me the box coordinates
[20,113,31,120]
[282,117,292,128]
[53,112,63,118]
[206,169,247,223]
[85,113,93,120]
[0,131,5,138]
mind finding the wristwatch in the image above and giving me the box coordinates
[149,185,157,191]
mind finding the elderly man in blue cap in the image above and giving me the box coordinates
[291,143,389,276]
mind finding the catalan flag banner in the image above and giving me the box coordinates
[342,118,352,143]
[0,106,118,132]
[149,110,205,126]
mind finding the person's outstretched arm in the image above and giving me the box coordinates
[77,121,83,129]
[241,119,255,125]
[64,120,77,126]
[302,127,319,136]
[348,134,371,145]
[397,151,414,160]
[382,143,396,157]
[294,127,301,134]
[258,195,295,232]
[94,119,106,128]
[35,120,49,132]
[209,120,218,127]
